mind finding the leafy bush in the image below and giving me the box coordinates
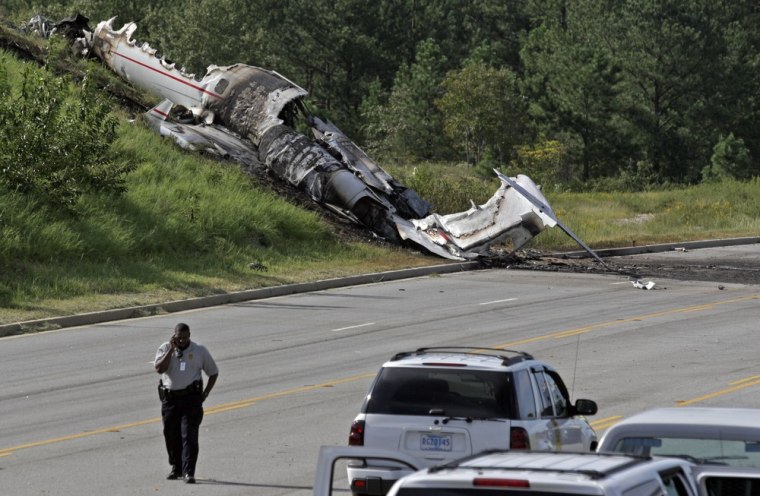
[702,133,754,182]
[583,160,661,193]
[0,61,133,211]
[511,139,572,191]
[391,162,495,214]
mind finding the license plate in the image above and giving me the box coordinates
[420,434,452,451]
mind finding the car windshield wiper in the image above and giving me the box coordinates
[699,455,749,464]
[662,454,700,463]
[663,453,748,465]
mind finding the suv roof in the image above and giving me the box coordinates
[599,407,760,437]
[387,347,535,368]
[428,450,650,477]
[386,450,698,495]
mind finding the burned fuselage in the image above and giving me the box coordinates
[69,16,577,261]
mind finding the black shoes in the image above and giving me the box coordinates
[167,468,195,483]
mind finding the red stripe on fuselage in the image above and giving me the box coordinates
[114,51,222,99]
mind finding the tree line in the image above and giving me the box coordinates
[2,0,758,191]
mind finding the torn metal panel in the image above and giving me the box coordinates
[407,174,558,259]
[21,15,56,38]
[309,116,432,219]
[494,170,607,266]
[145,100,260,167]
[631,280,656,290]
[58,16,602,262]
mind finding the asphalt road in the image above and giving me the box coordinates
[1,246,759,495]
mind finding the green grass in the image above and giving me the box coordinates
[0,55,433,324]
[530,181,760,250]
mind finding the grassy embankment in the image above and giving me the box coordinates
[2,51,759,326]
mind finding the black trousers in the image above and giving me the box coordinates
[161,393,204,476]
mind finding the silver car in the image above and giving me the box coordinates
[597,407,760,468]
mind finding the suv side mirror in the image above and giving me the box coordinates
[574,399,598,415]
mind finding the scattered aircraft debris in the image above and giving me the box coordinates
[20,14,606,263]
[631,280,656,290]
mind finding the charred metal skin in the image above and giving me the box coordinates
[411,174,557,257]
[59,16,601,261]
[144,100,260,167]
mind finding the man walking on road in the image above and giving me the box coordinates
[154,322,219,483]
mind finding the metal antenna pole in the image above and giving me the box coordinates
[571,334,581,398]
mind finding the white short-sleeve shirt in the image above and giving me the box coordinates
[155,341,218,390]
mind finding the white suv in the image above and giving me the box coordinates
[346,347,598,496]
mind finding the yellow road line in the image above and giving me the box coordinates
[0,418,160,456]
[732,375,760,385]
[598,374,760,432]
[0,372,375,457]
[675,376,760,407]
[495,295,758,348]
[591,416,623,430]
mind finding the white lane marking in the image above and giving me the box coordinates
[332,322,375,332]
[479,298,518,306]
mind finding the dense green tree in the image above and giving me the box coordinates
[3,0,759,188]
[708,1,760,178]
[458,0,531,70]
[362,39,449,161]
[523,0,759,186]
[595,0,730,182]
[437,61,527,165]
[522,1,627,182]
[239,0,404,135]
[0,0,154,24]
[139,0,264,76]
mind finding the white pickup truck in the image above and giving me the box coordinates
[313,446,760,496]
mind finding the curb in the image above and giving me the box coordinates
[555,236,760,259]
[4,236,758,338]
[0,261,482,337]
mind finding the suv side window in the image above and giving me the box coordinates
[513,369,537,419]
[623,479,663,496]
[532,369,568,418]
[545,371,569,417]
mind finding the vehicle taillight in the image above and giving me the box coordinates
[510,426,530,449]
[474,478,530,488]
[349,420,365,446]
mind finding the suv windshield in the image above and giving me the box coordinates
[614,437,760,467]
[363,367,514,418]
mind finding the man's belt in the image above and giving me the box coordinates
[159,380,202,400]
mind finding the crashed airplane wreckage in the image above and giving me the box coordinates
[55,16,603,262]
